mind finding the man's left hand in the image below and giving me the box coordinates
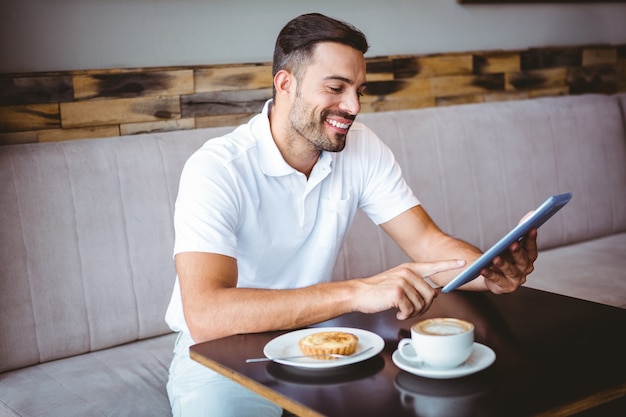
[481,227,538,294]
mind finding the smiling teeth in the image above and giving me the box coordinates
[327,119,351,129]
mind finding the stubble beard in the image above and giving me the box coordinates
[288,94,349,153]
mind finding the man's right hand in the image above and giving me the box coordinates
[351,259,466,320]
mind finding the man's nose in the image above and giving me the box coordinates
[339,92,361,116]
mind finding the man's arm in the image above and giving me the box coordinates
[176,251,353,343]
[176,251,465,343]
[380,205,537,293]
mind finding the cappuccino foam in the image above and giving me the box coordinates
[414,318,472,336]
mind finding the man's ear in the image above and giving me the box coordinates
[274,69,294,96]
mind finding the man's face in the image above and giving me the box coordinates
[288,42,367,152]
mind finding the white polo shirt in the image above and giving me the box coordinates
[165,101,419,333]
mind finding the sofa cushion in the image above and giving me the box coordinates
[0,333,176,417]
[0,127,232,372]
[524,232,626,309]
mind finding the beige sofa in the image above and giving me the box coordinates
[1,93,625,416]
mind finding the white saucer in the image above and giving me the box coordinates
[392,343,495,379]
[263,327,384,369]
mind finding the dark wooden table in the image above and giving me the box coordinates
[190,287,626,417]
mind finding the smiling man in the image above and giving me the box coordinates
[165,13,537,417]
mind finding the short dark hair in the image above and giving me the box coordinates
[272,13,369,82]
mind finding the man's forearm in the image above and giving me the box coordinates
[184,281,357,343]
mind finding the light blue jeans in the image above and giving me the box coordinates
[167,332,284,417]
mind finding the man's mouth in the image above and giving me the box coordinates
[326,118,352,130]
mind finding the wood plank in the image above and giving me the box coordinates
[362,79,431,102]
[506,68,568,91]
[473,52,520,74]
[0,131,38,146]
[484,91,529,103]
[38,126,120,142]
[435,94,484,107]
[528,86,570,99]
[582,47,617,67]
[181,89,271,118]
[392,55,473,79]
[195,65,272,93]
[567,66,619,94]
[0,103,60,132]
[73,70,194,100]
[520,47,582,71]
[120,118,195,136]
[430,74,505,97]
[360,96,435,113]
[195,113,255,129]
[365,58,394,82]
[60,96,180,128]
[0,75,73,106]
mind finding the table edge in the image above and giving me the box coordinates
[189,348,325,417]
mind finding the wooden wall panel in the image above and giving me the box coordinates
[0,103,60,132]
[61,96,180,128]
[195,65,272,92]
[0,75,73,105]
[120,118,195,136]
[73,70,194,100]
[196,113,256,129]
[39,126,120,142]
[506,68,568,91]
[361,96,435,113]
[364,58,394,82]
[520,47,582,71]
[431,74,505,97]
[474,53,520,74]
[416,55,474,78]
[181,88,272,118]
[0,131,38,146]
[568,66,620,94]
[582,47,618,67]
[363,78,431,102]
[0,43,624,145]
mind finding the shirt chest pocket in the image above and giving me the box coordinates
[315,197,355,250]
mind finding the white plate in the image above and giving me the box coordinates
[263,327,384,369]
[392,343,495,379]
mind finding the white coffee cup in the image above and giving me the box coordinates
[398,318,474,369]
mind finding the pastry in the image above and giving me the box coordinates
[298,331,358,359]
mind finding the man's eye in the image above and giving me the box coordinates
[329,86,342,93]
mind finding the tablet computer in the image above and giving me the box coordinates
[441,192,572,293]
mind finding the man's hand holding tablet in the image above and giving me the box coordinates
[441,192,572,293]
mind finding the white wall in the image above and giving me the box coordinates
[1,0,626,74]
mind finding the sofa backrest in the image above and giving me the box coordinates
[0,127,231,372]
[333,93,626,280]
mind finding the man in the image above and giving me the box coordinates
[166,13,537,417]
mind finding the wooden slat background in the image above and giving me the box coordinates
[1,44,625,145]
